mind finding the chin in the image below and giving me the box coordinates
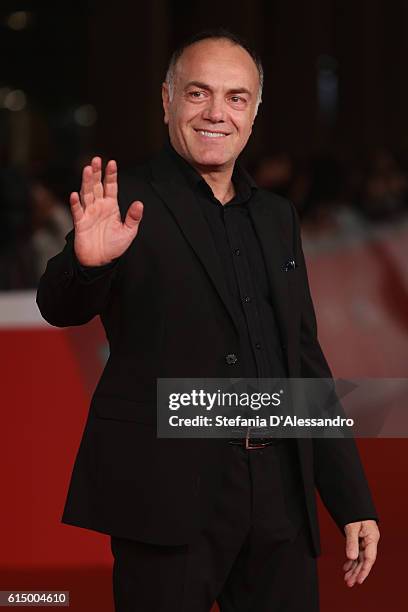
[194,149,231,168]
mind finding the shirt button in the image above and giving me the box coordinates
[234,249,241,256]
[255,343,261,349]
[225,353,238,365]
[243,296,251,303]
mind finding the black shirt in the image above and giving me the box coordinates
[166,142,287,380]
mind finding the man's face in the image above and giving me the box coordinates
[162,39,260,171]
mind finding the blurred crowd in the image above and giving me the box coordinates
[0,166,73,290]
[252,148,408,236]
[1,147,407,291]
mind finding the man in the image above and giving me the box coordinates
[37,29,379,612]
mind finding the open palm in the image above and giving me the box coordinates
[70,156,143,266]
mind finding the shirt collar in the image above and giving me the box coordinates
[164,139,258,204]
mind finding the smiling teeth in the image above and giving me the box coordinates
[198,130,226,138]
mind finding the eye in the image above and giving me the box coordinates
[230,95,246,104]
[188,90,205,99]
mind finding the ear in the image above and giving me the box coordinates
[162,82,170,125]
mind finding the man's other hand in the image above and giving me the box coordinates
[343,519,380,587]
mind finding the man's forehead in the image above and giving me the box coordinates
[175,41,258,88]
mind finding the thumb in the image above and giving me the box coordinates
[124,201,144,231]
[345,524,361,560]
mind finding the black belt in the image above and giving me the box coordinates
[228,437,283,450]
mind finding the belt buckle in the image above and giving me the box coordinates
[245,431,269,450]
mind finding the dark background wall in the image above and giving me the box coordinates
[1,0,408,169]
[90,0,408,166]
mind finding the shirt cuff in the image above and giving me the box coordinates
[73,253,119,282]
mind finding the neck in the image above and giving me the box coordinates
[167,140,237,204]
[195,165,236,205]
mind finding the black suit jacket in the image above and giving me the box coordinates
[36,147,378,557]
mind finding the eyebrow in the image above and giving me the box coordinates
[184,81,252,97]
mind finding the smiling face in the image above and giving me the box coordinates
[162,38,260,173]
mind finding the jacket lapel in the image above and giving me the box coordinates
[149,150,240,334]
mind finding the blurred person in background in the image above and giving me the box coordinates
[0,167,72,289]
[253,152,294,199]
[36,29,379,612]
[30,169,73,281]
[357,148,408,222]
[297,155,345,227]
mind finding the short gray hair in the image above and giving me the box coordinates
[165,28,263,114]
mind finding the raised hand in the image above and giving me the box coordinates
[69,156,143,266]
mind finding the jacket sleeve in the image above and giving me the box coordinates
[290,203,379,531]
[36,228,120,327]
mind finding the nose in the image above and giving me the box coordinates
[202,95,226,123]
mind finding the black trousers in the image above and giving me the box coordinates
[110,440,319,612]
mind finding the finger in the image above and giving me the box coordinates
[343,557,360,578]
[355,543,378,584]
[345,566,363,587]
[343,558,357,572]
[124,201,144,231]
[345,540,377,586]
[345,529,360,561]
[344,554,364,587]
[103,159,118,199]
[69,192,84,224]
[344,559,362,581]
[91,156,103,199]
[355,562,374,584]
[80,165,94,208]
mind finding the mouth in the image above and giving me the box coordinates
[193,128,230,139]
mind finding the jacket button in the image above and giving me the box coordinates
[225,353,238,365]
